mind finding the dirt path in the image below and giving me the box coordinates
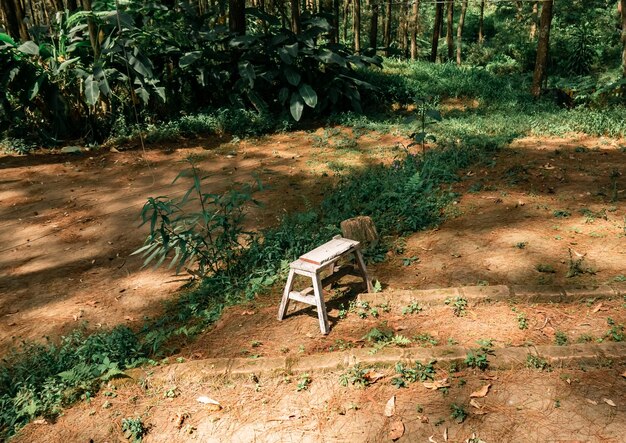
[0,129,403,352]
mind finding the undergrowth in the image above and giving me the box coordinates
[0,89,510,440]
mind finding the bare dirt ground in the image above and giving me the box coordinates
[2,128,626,442]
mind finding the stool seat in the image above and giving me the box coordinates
[277,236,372,334]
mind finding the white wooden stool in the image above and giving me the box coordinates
[277,236,373,334]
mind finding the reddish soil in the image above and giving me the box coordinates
[2,129,626,442]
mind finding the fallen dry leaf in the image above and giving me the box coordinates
[470,384,491,398]
[364,371,385,384]
[124,316,135,322]
[470,399,483,409]
[592,302,607,313]
[388,420,404,441]
[384,396,396,417]
[423,378,450,390]
[586,399,598,406]
[32,418,48,425]
[418,415,429,423]
[197,396,222,411]
[603,398,616,407]
[622,371,626,379]
[443,427,448,441]
[241,310,255,315]
[429,436,438,443]
[175,412,189,429]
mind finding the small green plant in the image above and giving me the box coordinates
[339,364,374,388]
[122,417,148,442]
[414,333,439,346]
[536,263,556,273]
[526,354,551,371]
[402,256,420,266]
[577,333,594,343]
[514,242,527,249]
[407,96,441,155]
[445,296,468,317]
[251,340,262,348]
[133,160,261,278]
[465,340,494,370]
[450,403,468,423]
[297,373,311,391]
[391,359,437,387]
[402,301,423,315]
[605,318,624,342]
[554,331,569,346]
[516,312,528,330]
[363,325,412,353]
[566,248,595,278]
[553,210,571,218]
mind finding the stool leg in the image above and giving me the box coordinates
[278,268,296,320]
[312,273,330,334]
[354,250,373,293]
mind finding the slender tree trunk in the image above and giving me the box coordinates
[321,0,337,44]
[409,0,420,60]
[531,0,554,97]
[353,0,360,53]
[229,0,246,34]
[430,0,443,62]
[333,0,339,43]
[478,0,485,44]
[290,0,301,33]
[621,0,626,78]
[369,2,378,52]
[383,0,391,56]
[342,0,350,43]
[1,0,21,39]
[455,0,466,65]
[529,1,538,40]
[446,0,454,60]
[398,1,408,57]
[66,0,79,12]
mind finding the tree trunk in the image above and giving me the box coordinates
[340,216,379,249]
[621,0,626,78]
[6,0,29,41]
[369,2,378,52]
[409,0,420,60]
[397,1,408,57]
[290,0,301,33]
[430,0,443,62]
[229,0,246,34]
[455,0,466,65]
[66,0,79,12]
[531,0,554,97]
[342,0,350,43]
[446,0,454,61]
[478,0,485,44]
[0,0,21,40]
[383,0,391,56]
[353,0,360,53]
[529,1,538,40]
[321,0,337,43]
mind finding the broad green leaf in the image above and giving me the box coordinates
[298,83,317,108]
[278,47,293,65]
[318,49,346,67]
[247,90,268,113]
[84,75,100,106]
[58,57,80,72]
[284,42,298,57]
[17,41,39,56]
[278,87,289,104]
[135,86,150,105]
[426,109,442,122]
[284,67,301,87]
[28,75,44,100]
[0,33,16,46]
[179,51,202,68]
[289,92,304,121]
[238,61,256,87]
